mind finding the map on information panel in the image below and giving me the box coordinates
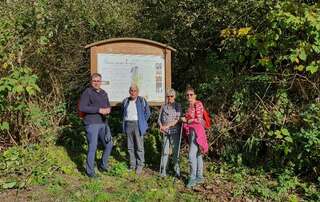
[97,53,165,103]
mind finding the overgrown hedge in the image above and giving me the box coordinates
[0,0,319,181]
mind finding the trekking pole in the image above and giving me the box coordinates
[173,122,183,184]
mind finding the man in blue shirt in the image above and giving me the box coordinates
[79,73,113,178]
[121,84,150,175]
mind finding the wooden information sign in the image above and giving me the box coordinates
[85,38,176,106]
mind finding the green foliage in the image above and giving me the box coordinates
[207,163,320,201]
[219,1,320,75]
[0,66,41,144]
[290,102,320,176]
[144,128,162,166]
[0,145,61,190]
[108,161,127,177]
[0,0,141,146]
[0,64,65,145]
[0,1,319,200]
[193,0,320,181]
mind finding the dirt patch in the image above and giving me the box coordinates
[0,174,85,202]
[142,166,251,201]
[0,185,46,202]
[179,177,256,202]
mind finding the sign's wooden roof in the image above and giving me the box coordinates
[85,37,176,52]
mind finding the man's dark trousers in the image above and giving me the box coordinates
[85,123,113,176]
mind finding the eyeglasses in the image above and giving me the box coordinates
[92,80,101,83]
[167,95,174,98]
[186,94,194,97]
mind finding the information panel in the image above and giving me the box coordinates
[97,53,165,103]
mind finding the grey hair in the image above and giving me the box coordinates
[166,88,176,97]
[129,83,139,92]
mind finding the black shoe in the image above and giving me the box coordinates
[98,166,109,173]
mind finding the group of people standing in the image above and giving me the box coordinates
[79,73,208,188]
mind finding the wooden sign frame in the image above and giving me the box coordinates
[85,38,176,106]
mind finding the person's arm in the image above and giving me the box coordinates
[181,104,189,123]
[158,105,169,133]
[158,105,164,127]
[121,98,127,117]
[79,89,99,114]
[144,98,151,121]
[105,92,111,114]
[176,103,182,120]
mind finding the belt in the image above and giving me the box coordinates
[125,120,138,123]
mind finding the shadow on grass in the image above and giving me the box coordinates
[56,109,177,177]
[55,110,130,175]
[56,113,87,175]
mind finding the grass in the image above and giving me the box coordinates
[42,163,199,202]
[0,145,201,201]
[0,144,319,202]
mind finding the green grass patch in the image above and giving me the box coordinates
[1,144,319,202]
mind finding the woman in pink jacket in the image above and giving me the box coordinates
[181,86,208,188]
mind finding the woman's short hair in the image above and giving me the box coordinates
[166,88,176,97]
[185,85,195,94]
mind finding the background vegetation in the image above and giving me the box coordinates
[0,0,319,201]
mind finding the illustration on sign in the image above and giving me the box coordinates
[97,53,165,103]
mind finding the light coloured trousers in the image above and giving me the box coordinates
[160,129,180,176]
[125,121,144,169]
[188,129,203,180]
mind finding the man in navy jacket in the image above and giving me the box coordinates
[121,84,150,175]
[79,73,113,178]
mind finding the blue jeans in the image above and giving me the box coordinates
[160,129,180,176]
[85,124,113,176]
[188,129,203,180]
